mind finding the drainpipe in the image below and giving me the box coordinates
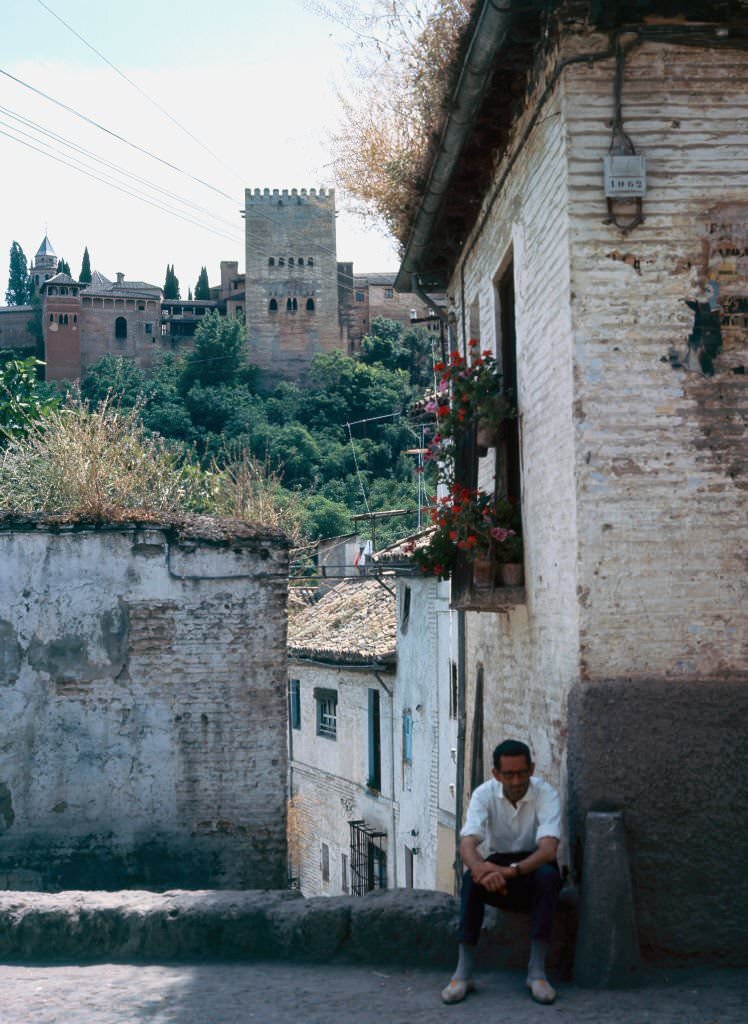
[375,670,398,889]
[454,608,467,893]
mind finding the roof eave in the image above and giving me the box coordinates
[395,0,514,293]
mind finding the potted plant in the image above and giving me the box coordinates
[493,530,524,586]
[408,487,521,587]
[429,340,515,449]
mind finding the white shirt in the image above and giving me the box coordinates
[461,776,561,854]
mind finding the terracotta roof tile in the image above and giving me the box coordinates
[288,577,396,666]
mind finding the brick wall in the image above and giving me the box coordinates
[449,26,748,959]
[0,517,289,891]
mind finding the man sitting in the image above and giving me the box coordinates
[441,739,562,1006]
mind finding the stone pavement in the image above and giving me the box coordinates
[0,961,745,1024]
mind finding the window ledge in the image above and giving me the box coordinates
[450,584,526,612]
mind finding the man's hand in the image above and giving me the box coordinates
[470,860,508,894]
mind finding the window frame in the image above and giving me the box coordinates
[314,687,338,740]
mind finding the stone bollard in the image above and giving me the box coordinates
[574,810,640,988]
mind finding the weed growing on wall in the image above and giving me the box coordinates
[0,395,198,519]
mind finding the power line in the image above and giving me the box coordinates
[35,0,245,188]
[0,127,242,244]
[0,105,244,239]
[0,67,237,203]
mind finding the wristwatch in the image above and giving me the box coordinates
[510,862,522,878]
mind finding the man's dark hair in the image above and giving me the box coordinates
[493,739,532,768]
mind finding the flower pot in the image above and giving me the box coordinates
[498,562,524,587]
[472,556,496,588]
[476,419,499,448]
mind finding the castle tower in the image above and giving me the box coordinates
[41,271,82,381]
[244,188,344,380]
[31,235,59,292]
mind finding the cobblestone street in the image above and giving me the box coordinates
[0,962,744,1024]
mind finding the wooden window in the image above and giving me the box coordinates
[289,678,301,730]
[315,688,337,739]
[368,689,381,790]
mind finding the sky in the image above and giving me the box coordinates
[0,0,401,296]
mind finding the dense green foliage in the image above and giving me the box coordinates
[79,247,92,284]
[5,241,30,305]
[56,259,71,276]
[0,357,59,441]
[80,317,436,545]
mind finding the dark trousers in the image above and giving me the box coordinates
[458,851,561,946]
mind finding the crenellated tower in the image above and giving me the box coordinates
[243,187,345,379]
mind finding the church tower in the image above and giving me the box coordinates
[31,235,58,292]
[244,188,344,380]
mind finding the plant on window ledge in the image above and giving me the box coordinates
[406,486,521,581]
[424,340,515,464]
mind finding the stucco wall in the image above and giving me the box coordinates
[0,517,289,891]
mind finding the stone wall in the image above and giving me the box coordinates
[0,516,289,891]
[245,188,344,380]
[0,307,36,353]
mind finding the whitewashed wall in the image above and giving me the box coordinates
[393,577,457,893]
[563,36,748,679]
[457,75,580,825]
[449,26,748,957]
[0,519,289,891]
[288,662,395,897]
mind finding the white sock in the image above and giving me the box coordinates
[453,942,476,981]
[527,939,549,981]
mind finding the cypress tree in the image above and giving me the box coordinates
[163,264,181,300]
[195,266,211,300]
[56,258,71,276]
[79,247,92,284]
[5,241,30,305]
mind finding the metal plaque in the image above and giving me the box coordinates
[603,154,647,197]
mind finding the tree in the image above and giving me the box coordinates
[5,241,30,305]
[79,247,92,284]
[163,264,180,299]
[0,357,58,442]
[195,266,211,300]
[187,288,193,301]
[179,310,247,391]
[56,259,71,276]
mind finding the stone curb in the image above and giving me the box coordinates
[0,889,575,969]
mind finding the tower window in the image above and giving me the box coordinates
[306,298,315,312]
[307,258,314,267]
[269,298,278,312]
[279,257,285,267]
[269,257,275,266]
[115,316,127,339]
[289,257,294,266]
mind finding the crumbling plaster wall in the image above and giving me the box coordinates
[565,38,748,682]
[0,517,289,891]
[562,34,748,961]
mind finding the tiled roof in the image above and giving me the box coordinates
[371,528,434,565]
[43,272,78,286]
[35,235,56,257]
[354,272,397,285]
[287,577,396,666]
[89,270,112,288]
